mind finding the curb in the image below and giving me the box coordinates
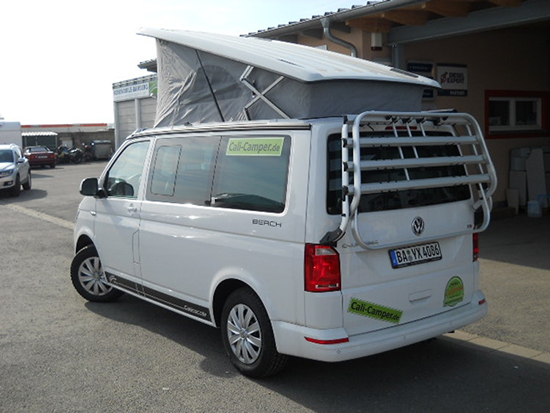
[442,330,550,367]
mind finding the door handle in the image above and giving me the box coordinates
[127,204,137,214]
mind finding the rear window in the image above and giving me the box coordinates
[327,133,471,214]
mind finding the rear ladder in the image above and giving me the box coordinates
[321,111,497,249]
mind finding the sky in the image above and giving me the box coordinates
[0,0,362,125]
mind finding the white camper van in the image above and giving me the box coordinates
[72,29,496,377]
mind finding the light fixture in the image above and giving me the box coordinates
[371,32,383,51]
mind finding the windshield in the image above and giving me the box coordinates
[28,147,49,152]
[0,149,14,163]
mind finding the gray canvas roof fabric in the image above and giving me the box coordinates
[140,28,439,127]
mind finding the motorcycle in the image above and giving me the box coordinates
[56,146,84,164]
[82,143,94,162]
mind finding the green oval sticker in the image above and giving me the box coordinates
[444,276,464,307]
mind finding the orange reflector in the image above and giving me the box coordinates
[305,336,349,345]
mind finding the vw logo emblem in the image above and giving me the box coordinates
[412,217,425,236]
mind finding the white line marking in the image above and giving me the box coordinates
[4,204,74,230]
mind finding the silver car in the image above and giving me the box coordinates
[0,144,32,197]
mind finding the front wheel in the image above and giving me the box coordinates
[9,175,21,197]
[22,170,32,190]
[221,288,287,378]
[70,245,124,302]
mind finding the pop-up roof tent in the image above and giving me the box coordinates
[137,28,440,127]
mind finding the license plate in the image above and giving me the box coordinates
[389,242,442,268]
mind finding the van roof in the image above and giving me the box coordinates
[138,28,438,88]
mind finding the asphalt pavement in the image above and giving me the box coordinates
[1,161,549,412]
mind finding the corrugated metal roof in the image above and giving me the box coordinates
[138,27,438,87]
[247,0,401,37]
[21,131,58,137]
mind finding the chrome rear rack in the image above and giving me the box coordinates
[321,111,497,248]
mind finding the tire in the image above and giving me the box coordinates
[22,171,32,190]
[70,245,124,302]
[221,287,288,378]
[50,163,56,169]
[9,175,21,197]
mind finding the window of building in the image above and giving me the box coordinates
[486,91,549,138]
[489,98,541,131]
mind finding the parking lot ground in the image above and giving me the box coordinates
[463,212,550,354]
[1,163,549,412]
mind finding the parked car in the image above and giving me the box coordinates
[0,143,32,197]
[24,146,56,168]
[71,29,497,378]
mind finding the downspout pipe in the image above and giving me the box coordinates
[321,17,358,57]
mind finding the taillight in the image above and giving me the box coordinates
[304,244,341,292]
[473,233,479,262]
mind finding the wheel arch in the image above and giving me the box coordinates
[212,279,256,327]
[75,234,94,254]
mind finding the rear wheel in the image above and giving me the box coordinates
[221,287,287,378]
[70,245,124,302]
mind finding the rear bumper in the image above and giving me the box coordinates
[29,158,55,166]
[273,290,487,362]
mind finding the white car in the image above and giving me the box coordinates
[0,143,31,197]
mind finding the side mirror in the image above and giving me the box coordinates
[80,177,101,197]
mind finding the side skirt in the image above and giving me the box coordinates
[105,272,212,323]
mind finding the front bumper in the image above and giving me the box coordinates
[0,172,16,189]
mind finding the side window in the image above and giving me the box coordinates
[211,136,290,213]
[147,137,219,205]
[150,145,181,196]
[105,141,150,198]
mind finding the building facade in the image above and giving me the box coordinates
[113,0,550,207]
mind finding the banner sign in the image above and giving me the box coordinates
[113,80,158,102]
[407,61,435,100]
[437,64,468,97]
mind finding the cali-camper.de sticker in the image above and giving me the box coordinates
[348,298,403,324]
[227,137,284,156]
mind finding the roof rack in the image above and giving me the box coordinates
[321,111,497,249]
